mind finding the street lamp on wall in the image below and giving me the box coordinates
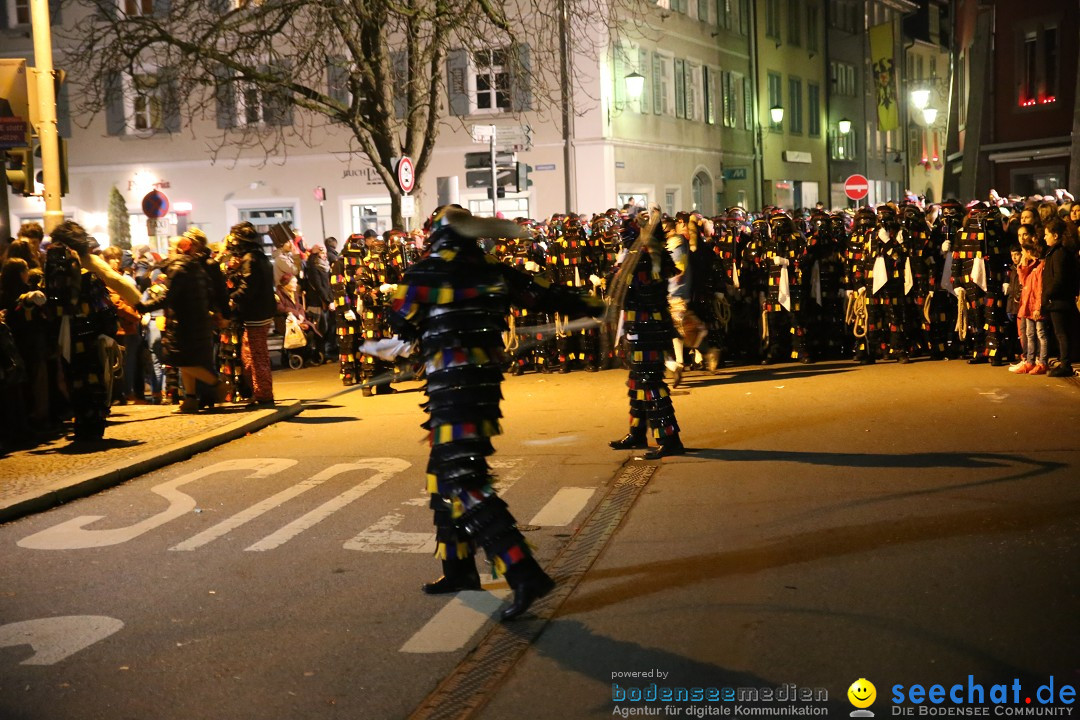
[611,71,647,119]
[770,105,785,125]
[838,117,852,135]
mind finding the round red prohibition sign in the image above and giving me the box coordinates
[396,156,415,194]
[844,174,870,201]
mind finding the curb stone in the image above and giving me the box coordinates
[0,400,304,525]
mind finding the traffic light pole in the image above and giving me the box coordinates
[30,0,63,233]
[489,134,497,216]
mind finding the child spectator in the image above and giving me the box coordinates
[1010,239,1048,374]
[1004,242,1023,362]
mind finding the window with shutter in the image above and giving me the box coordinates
[471,49,511,113]
[674,58,685,119]
[652,54,663,115]
[685,62,698,121]
[121,0,154,15]
[7,0,30,25]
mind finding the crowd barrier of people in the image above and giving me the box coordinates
[3,190,1078,452]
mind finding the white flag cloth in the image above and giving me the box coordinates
[358,337,416,361]
[872,256,888,295]
[811,261,822,306]
[778,266,791,311]
[904,257,914,296]
[971,256,988,292]
[940,253,955,294]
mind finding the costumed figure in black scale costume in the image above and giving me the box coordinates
[929,200,963,358]
[495,221,550,375]
[804,210,847,361]
[330,233,367,386]
[608,211,686,460]
[687,215,726,372]
[218,236,248,401]
[844,207,877,363]
[355,231,403,396]
[716,207,758,364]
[950,203,1009,365]
[546,214,601,372]
[386,207,604,621]
[45,221,128,440]
[865,204,912,362]
[900,203,938,358]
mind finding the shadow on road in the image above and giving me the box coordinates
[26,438,145,455]
[284,415,358,425]
[679,361,859,389]
[559,495,1080,617]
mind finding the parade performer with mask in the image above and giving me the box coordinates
[607,210,686,459]
[385,206,604,621]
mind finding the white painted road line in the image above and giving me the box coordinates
[245,458,411,552]
[343,511,435,553]
[0,616,124,666]
[399,590,510,654]
[171,463,370,552]
[527,487,595,527]
[18,459,298,551]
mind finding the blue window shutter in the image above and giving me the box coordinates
[154,0,171,17]
[210,0,231,12]
[391,50,407,119]
[511,43,532,112]
[48,0,61,24]
[214,66,236,129]
[446,49,469,117]
[105,71,126,136]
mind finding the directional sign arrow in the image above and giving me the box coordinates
[0,616,124,666]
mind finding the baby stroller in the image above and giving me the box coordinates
[283,312,325,369]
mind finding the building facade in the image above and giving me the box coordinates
[2,0,756,247]
[755,0,829,209]
[945,0,1079,201]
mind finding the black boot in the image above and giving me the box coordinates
[501,557,555,621]
[422,557,482,595]
[609,427,648,450]
[644,434,686,460]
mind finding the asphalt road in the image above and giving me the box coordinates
[1,360,1077,720]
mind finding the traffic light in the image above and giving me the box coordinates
[32,138,69,195]
[486,186,506,200]
[514,162,533,193]
[5,147,35,196]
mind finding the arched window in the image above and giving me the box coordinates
[691,171,713,215]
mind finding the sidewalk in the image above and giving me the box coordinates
[0,362,353,524]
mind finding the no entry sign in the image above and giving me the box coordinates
[396,156,415,194]
[844,174,869,201]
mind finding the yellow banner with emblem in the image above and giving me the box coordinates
[870,22,899,132]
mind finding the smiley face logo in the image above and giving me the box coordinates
[848,679,877,709]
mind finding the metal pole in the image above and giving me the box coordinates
[30,0,63,233]
[319,198,326,241]
[489,133,497,216]
[558,0,574,212]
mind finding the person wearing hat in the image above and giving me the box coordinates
[227,221,277,406]
[139,233,230,413]
[384,206,604,621]
[43,221,131,440]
